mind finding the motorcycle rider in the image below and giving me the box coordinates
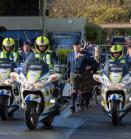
[22,36,60,97]
[34,36,58,69]
[0,37,19,117]
[23,36,58,73]
[0,38,18,61]
[102,44,129,79]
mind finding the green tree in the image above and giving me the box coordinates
[85,22,107,44]
[50,0,129,23]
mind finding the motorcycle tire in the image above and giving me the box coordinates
[0,96,9,120]
[25,102,39,130]
[111,101,119,126]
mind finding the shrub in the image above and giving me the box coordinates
[85,22,107,44]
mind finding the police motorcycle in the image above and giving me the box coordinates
[0,58,19,120]
[11,57,71,130]
[93,70,131,126]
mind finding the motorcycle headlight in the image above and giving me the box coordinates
[0,79,4,84]
[4,78,13,85]
[34,81,45,89]
[116,78,131,90]
[0,79,12,85]
[115,83,126,90]
[104,80,113,88]
[23,80,45,90]
[23,82,35,90]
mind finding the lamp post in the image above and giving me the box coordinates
[39,0,47,35]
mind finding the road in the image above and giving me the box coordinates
[0,105,131,139]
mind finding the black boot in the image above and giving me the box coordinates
[85,92,92,109]
[70,93,77,112]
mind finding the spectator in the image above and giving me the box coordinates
[19,41,32,63]
[67,42,97,111]
[93,46,106,71]
[67,42,84,112]
[126,45,131,69]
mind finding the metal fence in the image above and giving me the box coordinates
[51,44,128,77]
[51,44,128,55]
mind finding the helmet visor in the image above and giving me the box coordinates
[4,45,13,52]
[111,52,122,59]
[36,44,48,53]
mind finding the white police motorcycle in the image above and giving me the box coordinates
[0,58,19,120]
[11,58,71,129]
[93,71,131,125]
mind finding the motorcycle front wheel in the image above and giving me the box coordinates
[111,101,119,126]
[0,96,9,120]
[25,102,40,130]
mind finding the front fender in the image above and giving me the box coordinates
[0,89,12,97]
[108,94,123,102]
[25,94,41,103]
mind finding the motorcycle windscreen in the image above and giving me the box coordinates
[26,70,42,84]
[109,72,122,84]
[0,68,11,80]
[0,59,12,80]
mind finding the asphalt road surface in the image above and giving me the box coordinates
[1,105,131,139]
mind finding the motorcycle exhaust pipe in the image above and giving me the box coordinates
[119,104,131,120]
[39,106,60,122]
[124,104,131,112]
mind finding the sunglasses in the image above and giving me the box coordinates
[112,52,121,54]
[38,45,46,47]
[5,46,13,48]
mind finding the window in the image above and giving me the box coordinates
[49,32,81,49]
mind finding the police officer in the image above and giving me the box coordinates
[102,44,129,78]
[0,37,19,117]
[0,38,18,61]
[22,36,60,102]
[34,36,58,69]
[23,36,58,71]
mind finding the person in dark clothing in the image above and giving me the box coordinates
[19,41,33,63]
[126,45,131,69]
[79,56,98,108]
[67,43,97,112]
